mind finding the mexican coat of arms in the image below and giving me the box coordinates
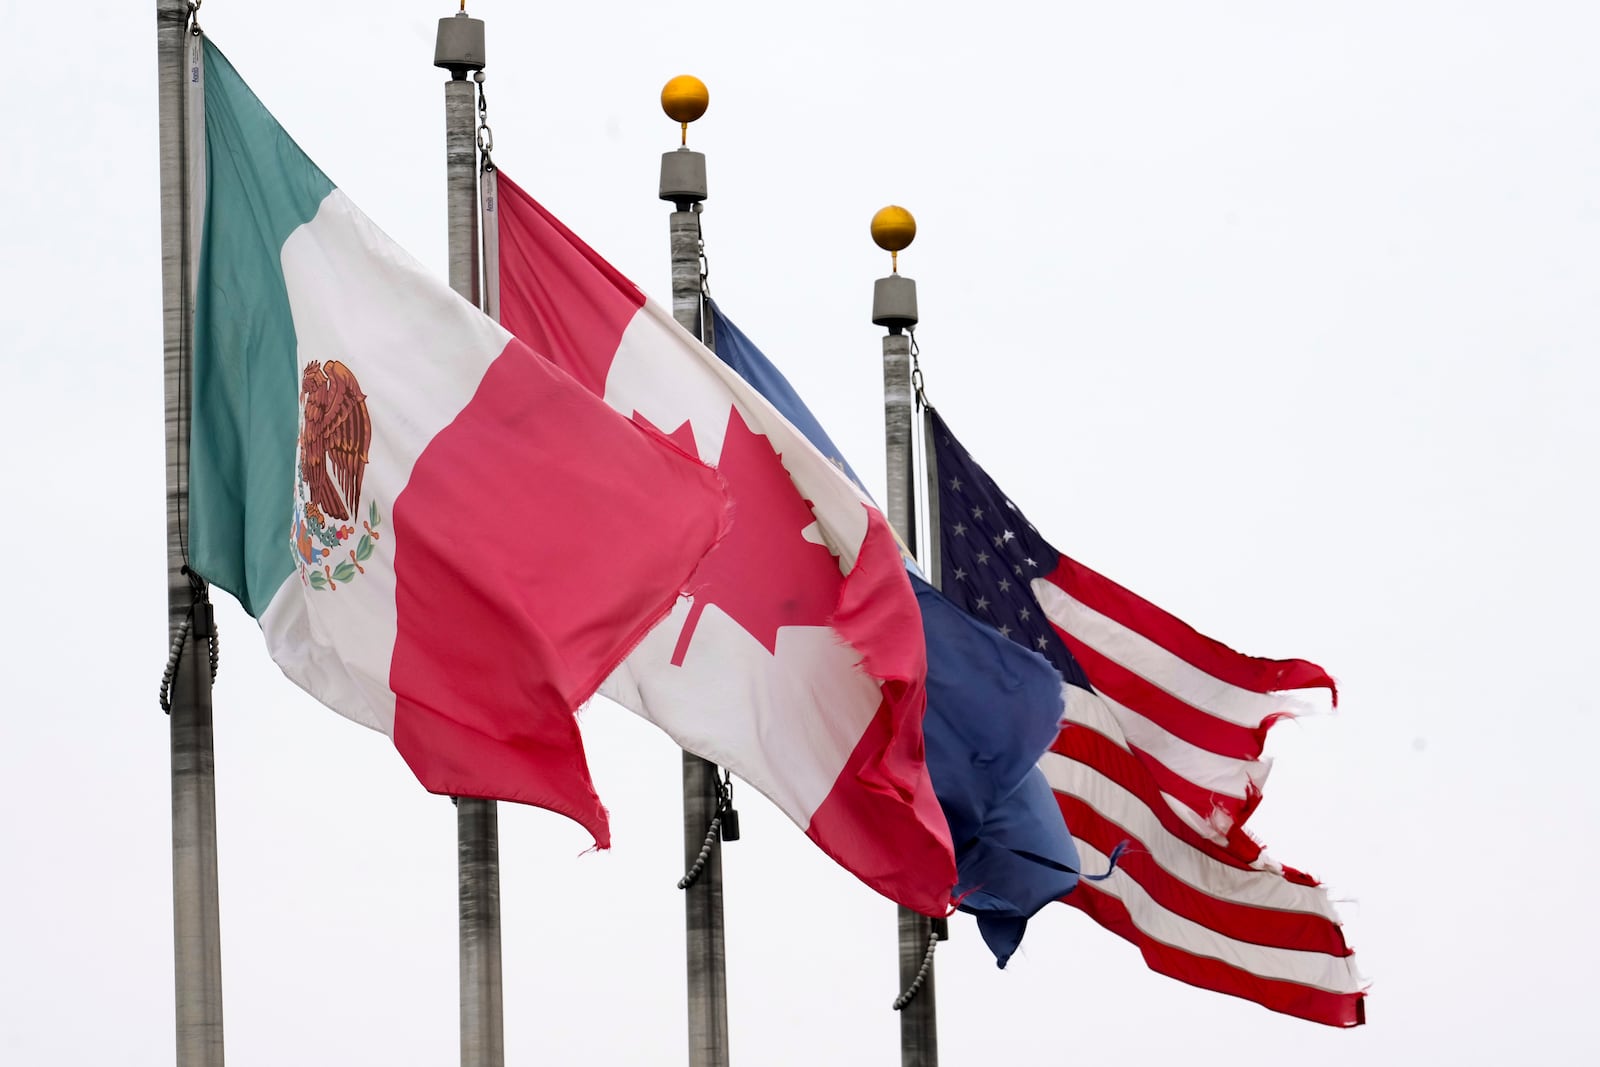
[293,359,380,591]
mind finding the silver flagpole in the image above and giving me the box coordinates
[435,11,504,1067]
[157,3,226,1064]
[871,207,939,1067]
[659,76,731,1067]
[921,409,942,587]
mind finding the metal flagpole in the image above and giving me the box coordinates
[920,407,942,589]
[157,3,226,1064]
[435,11,504,1067]
[659,75,732,1067]
[871,206,940,1067]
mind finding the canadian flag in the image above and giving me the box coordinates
[493,172,956,915]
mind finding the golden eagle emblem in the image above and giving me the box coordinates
[293,360,381,591]
[299,359,371,521]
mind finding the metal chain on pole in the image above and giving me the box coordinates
[908,328,929,410]
[905,328,936,564]
[679,770,737,889]
[695,207,713,301]
[693,204,715,349]
[893,925,938,1011]
[160,571,220,713]
[474,70,494,171]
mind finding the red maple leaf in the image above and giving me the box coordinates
[640,416,699,459]
[669,406,842,665]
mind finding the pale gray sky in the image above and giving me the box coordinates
[4,2,1598,1063]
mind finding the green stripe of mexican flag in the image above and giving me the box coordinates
[188,39,730,845]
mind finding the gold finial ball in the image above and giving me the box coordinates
[871,205,917,254]
[661,75,710,125]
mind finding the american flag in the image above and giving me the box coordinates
[927,407,1365,1027]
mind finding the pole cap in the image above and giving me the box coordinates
[872,274,919,332]
[662,75,709,146]
[434,11,486,78]
[871,205,916,273]
[660,148,708,207]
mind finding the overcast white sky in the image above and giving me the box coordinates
[4,1,1598,1063]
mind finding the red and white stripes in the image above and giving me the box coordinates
[1035,557,1365,1027]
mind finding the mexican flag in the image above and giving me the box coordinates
[185,38,729,846]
